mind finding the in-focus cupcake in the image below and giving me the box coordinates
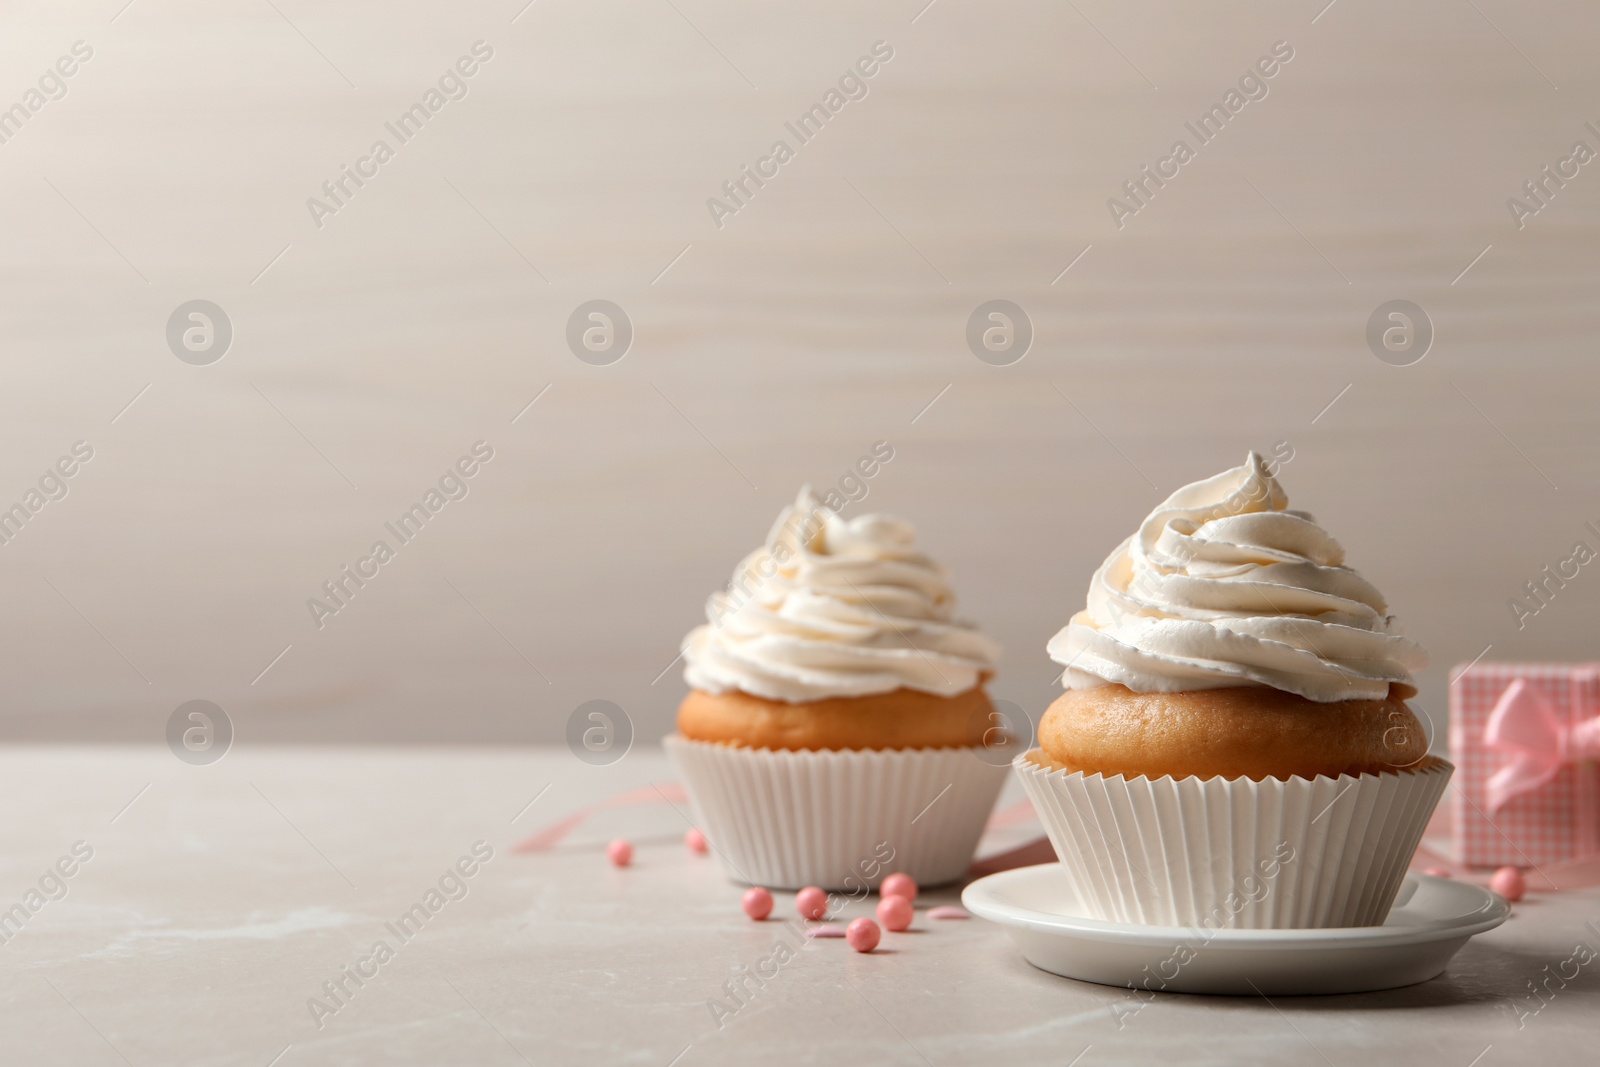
[665,487,1007,890]
[1017,452,1451,929]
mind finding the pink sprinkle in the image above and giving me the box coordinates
[607,839,633,867]
[880,873,918,901]
[877,895,914,932]
[1490,866,1527,902]
[1423,867,1452,878]
[684,828,709,855]
[846,917,881,952]
[806,925,846,938]
[742,887,773,920]
[927,906,970,920]
[796,886,828,921]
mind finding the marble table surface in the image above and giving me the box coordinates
[1,745,1593,1067]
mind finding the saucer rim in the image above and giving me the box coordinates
[961,865,1509,950]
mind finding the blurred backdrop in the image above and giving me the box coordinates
[0,0,1596,745]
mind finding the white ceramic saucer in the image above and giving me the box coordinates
[962,864,1508,995]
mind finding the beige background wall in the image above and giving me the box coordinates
[1,0,1596,744]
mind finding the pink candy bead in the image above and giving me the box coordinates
[607,839,633,867]
[1423,867,1452,878]
[796,886,828,921]
[880,873,917,901]
[1490,866,1527,902]
[846,917,881,952]
[877,894,914,932]
[742,887,773,920]
[684,828,709,854]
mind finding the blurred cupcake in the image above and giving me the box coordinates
[665,488,1007,890]
[1018,452,1450,929]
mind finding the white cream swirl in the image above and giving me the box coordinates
[1048,452,1424,702]
[682,488,1000,702]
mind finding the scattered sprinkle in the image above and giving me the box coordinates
[1490,866,1526,902]
[846,917,881,952]
[796,886,828,921]
[880,872,917,901]
[877,895,914,931]
[742,887,773,920]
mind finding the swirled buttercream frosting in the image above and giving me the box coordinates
[682,488,1000,703]
[1047,452,1424,702]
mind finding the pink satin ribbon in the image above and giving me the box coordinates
[512,781,1600,889]
[1485,675,1600,812]
[513,783,688,853]
[511,787,1046,877]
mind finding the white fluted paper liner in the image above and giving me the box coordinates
[665,736,1008,890]
[1014,750,1453,929]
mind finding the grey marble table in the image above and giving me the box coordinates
[0,745,1592,1066]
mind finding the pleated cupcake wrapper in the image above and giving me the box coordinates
[664,735,1008,891]
[1014,751,1453,929]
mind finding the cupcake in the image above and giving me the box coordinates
[1017,452,1451,929]
[665,488,1007,890]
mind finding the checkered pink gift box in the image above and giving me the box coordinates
[1449,663,1600,867]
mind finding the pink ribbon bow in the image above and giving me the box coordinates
[1485,676,1600,811]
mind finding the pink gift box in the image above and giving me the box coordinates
[1449,663,1600,867]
